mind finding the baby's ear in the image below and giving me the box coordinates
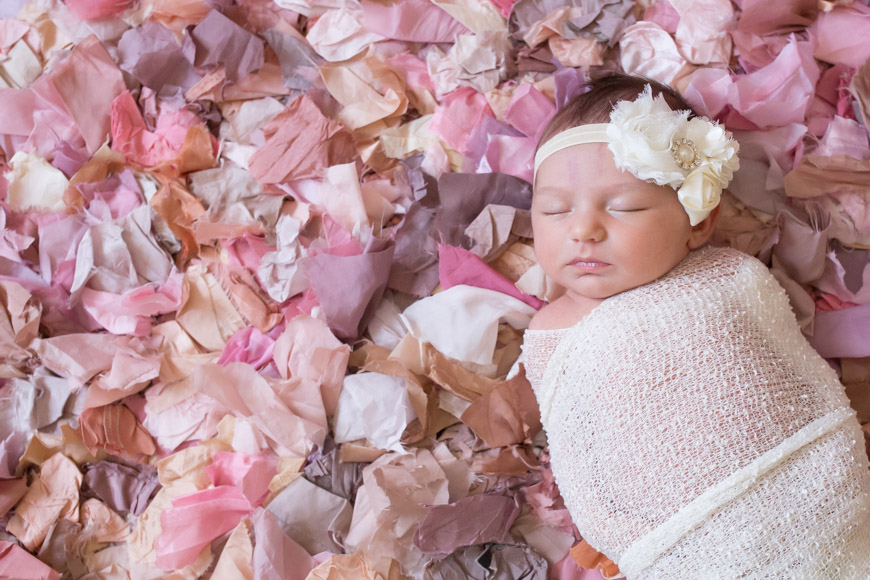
[687,205,720,249]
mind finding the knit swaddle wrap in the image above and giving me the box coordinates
[530,246,870,579]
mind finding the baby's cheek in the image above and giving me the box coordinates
[532,235,562,273]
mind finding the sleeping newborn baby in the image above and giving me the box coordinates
[522,74,870,579]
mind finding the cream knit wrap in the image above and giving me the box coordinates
[525,246,870,579]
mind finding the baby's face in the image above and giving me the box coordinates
[532,141,697,305]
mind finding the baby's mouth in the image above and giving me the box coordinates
[569,258,610,271]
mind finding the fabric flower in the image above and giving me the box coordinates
[606,85,740,225]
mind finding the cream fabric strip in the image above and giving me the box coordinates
[617,406,858,578]
[533,123,609,178]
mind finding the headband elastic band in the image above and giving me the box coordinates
[533,124,609,178]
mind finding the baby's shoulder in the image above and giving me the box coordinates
[529,303,562,330]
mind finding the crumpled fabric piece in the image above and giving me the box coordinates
[814,115,869,161]
[429,86,496,155]
[460,371,542,448]
[333,372,417,452]
[0,210,36,265]
[49,34,126,155]
[386,204,440,297]
[0,373,68,468]
[670,0,734,66]
[423,543,548,579]
[619,21,694,88]
[211,518,254,580]
[251,507,315,580]
[345,448,452,577]
[78,403,157,457]
[305,552,408,580]
[189,10,264,83]
[266,475,352,555]
[809,303,870,359]
[82,461,160,516]
[401,285,536,367]
[5,151,69,212]
[117,21,202,100]
[318,54,409,137]
[32,333,135,388]
[426,32,512,98]
[503,83,557,141]
[65,0,130,21]
[728,35,820,129]
[510,512,575,567]
[513,0,636,48]
[247,94,356,183]
[548,36,605,69]
[435,172,533,247]
[810,4,870,69]
[7,452,82,552]
[0,541,61,580]
[784,154,870,199]
[272,314,349,418]
[175,263,247,352]
[110,90,216,171]
[816,242,870,304]
[464,204,532,262]
[303,444,365,501]
[0,280,40,370]
[684,67,733,118]
[155,485,253,570]
[439,244,545,310]
[429,0,506,34]
[262,29,323,92]
[257,215,308,302]
[359,0,469,43]
[412,493,521,556]
[303,238,395,342]
[522,6,584,47]
[189,165,283,239]
[193,362,328,457]
[307,8,385,63]
[217,325,279,369]
[736,0,819,36]
[206,450,277,507]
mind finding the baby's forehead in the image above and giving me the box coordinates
[533,179,660,198]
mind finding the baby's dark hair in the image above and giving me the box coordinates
[537,73,699,151]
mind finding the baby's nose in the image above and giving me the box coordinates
[569,212,606,243]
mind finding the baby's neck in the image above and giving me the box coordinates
[528,293,604,331]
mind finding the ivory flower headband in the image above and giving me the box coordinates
[533,85,740,226]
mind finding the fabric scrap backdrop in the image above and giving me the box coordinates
[0,0,868,578]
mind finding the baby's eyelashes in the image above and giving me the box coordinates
[534,204,571,215]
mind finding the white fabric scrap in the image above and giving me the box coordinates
[333,372,416,453]
[5,150,69,212]
[400,285,536,366]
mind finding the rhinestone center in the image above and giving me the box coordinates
[671,138,701,170]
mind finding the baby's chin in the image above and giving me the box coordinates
[565,276,660,302]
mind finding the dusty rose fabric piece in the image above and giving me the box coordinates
[0,541,60,580]
[82,461,160,516]
[413,493,521,555]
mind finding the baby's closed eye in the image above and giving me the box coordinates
[609,204,648,212]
